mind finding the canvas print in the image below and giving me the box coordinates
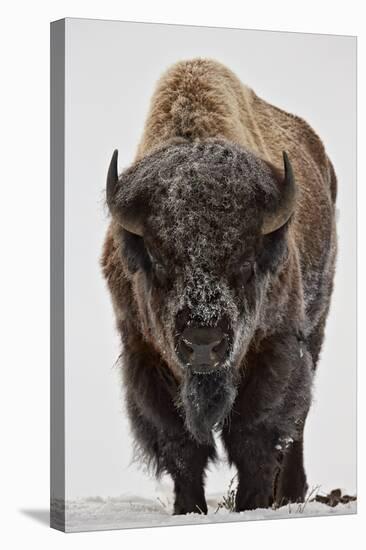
[50,18,357,532]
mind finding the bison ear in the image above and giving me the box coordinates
[261,151,297,235]
[106,149,144,237]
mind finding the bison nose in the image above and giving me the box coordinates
[178,326,228,373]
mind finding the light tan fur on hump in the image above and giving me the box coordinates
[136,58,331,177]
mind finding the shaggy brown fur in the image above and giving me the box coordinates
[101,58,337,514]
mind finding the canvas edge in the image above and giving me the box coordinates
[50,18,66,533]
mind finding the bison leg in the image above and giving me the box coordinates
[274,429,308,506]
[126,392,215,515]
[149,425,215,514]
[222,427,281,511]
[162,436,215,515]
[221,332,313,512]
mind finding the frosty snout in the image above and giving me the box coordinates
[176,326,229,373]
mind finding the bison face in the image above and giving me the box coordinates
[106,139,296,442]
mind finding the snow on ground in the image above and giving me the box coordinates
[65,492,356,532]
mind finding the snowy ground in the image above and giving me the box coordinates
[64,490,356,532]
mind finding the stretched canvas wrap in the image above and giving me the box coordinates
[50,18,357,532]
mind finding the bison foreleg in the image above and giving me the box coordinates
[221,331,312,511]
[274,427,308,506]
[160,434,215,515]
[222,427,282,511]
[126,387,215,515]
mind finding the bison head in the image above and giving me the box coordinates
[106,139,296,442]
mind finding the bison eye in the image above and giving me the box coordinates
[146,248,169,286]
[151,260,171,288]
[239,261,254,284]
[153,261,167,281]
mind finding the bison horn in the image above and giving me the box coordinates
[261,151,297,235]
[106,149,119,208]
[106,149,144,236]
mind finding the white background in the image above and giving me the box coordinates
[64,19,356,501]
[0,1,364,549]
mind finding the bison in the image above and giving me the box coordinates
[101,58,337,514]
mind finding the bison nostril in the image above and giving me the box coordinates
[212,337,228,358]
[177,338,194,365]
[181,339,194,357]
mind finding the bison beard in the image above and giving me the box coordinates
[180,369,237,444]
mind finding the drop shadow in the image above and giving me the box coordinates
[20,509,50,526]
